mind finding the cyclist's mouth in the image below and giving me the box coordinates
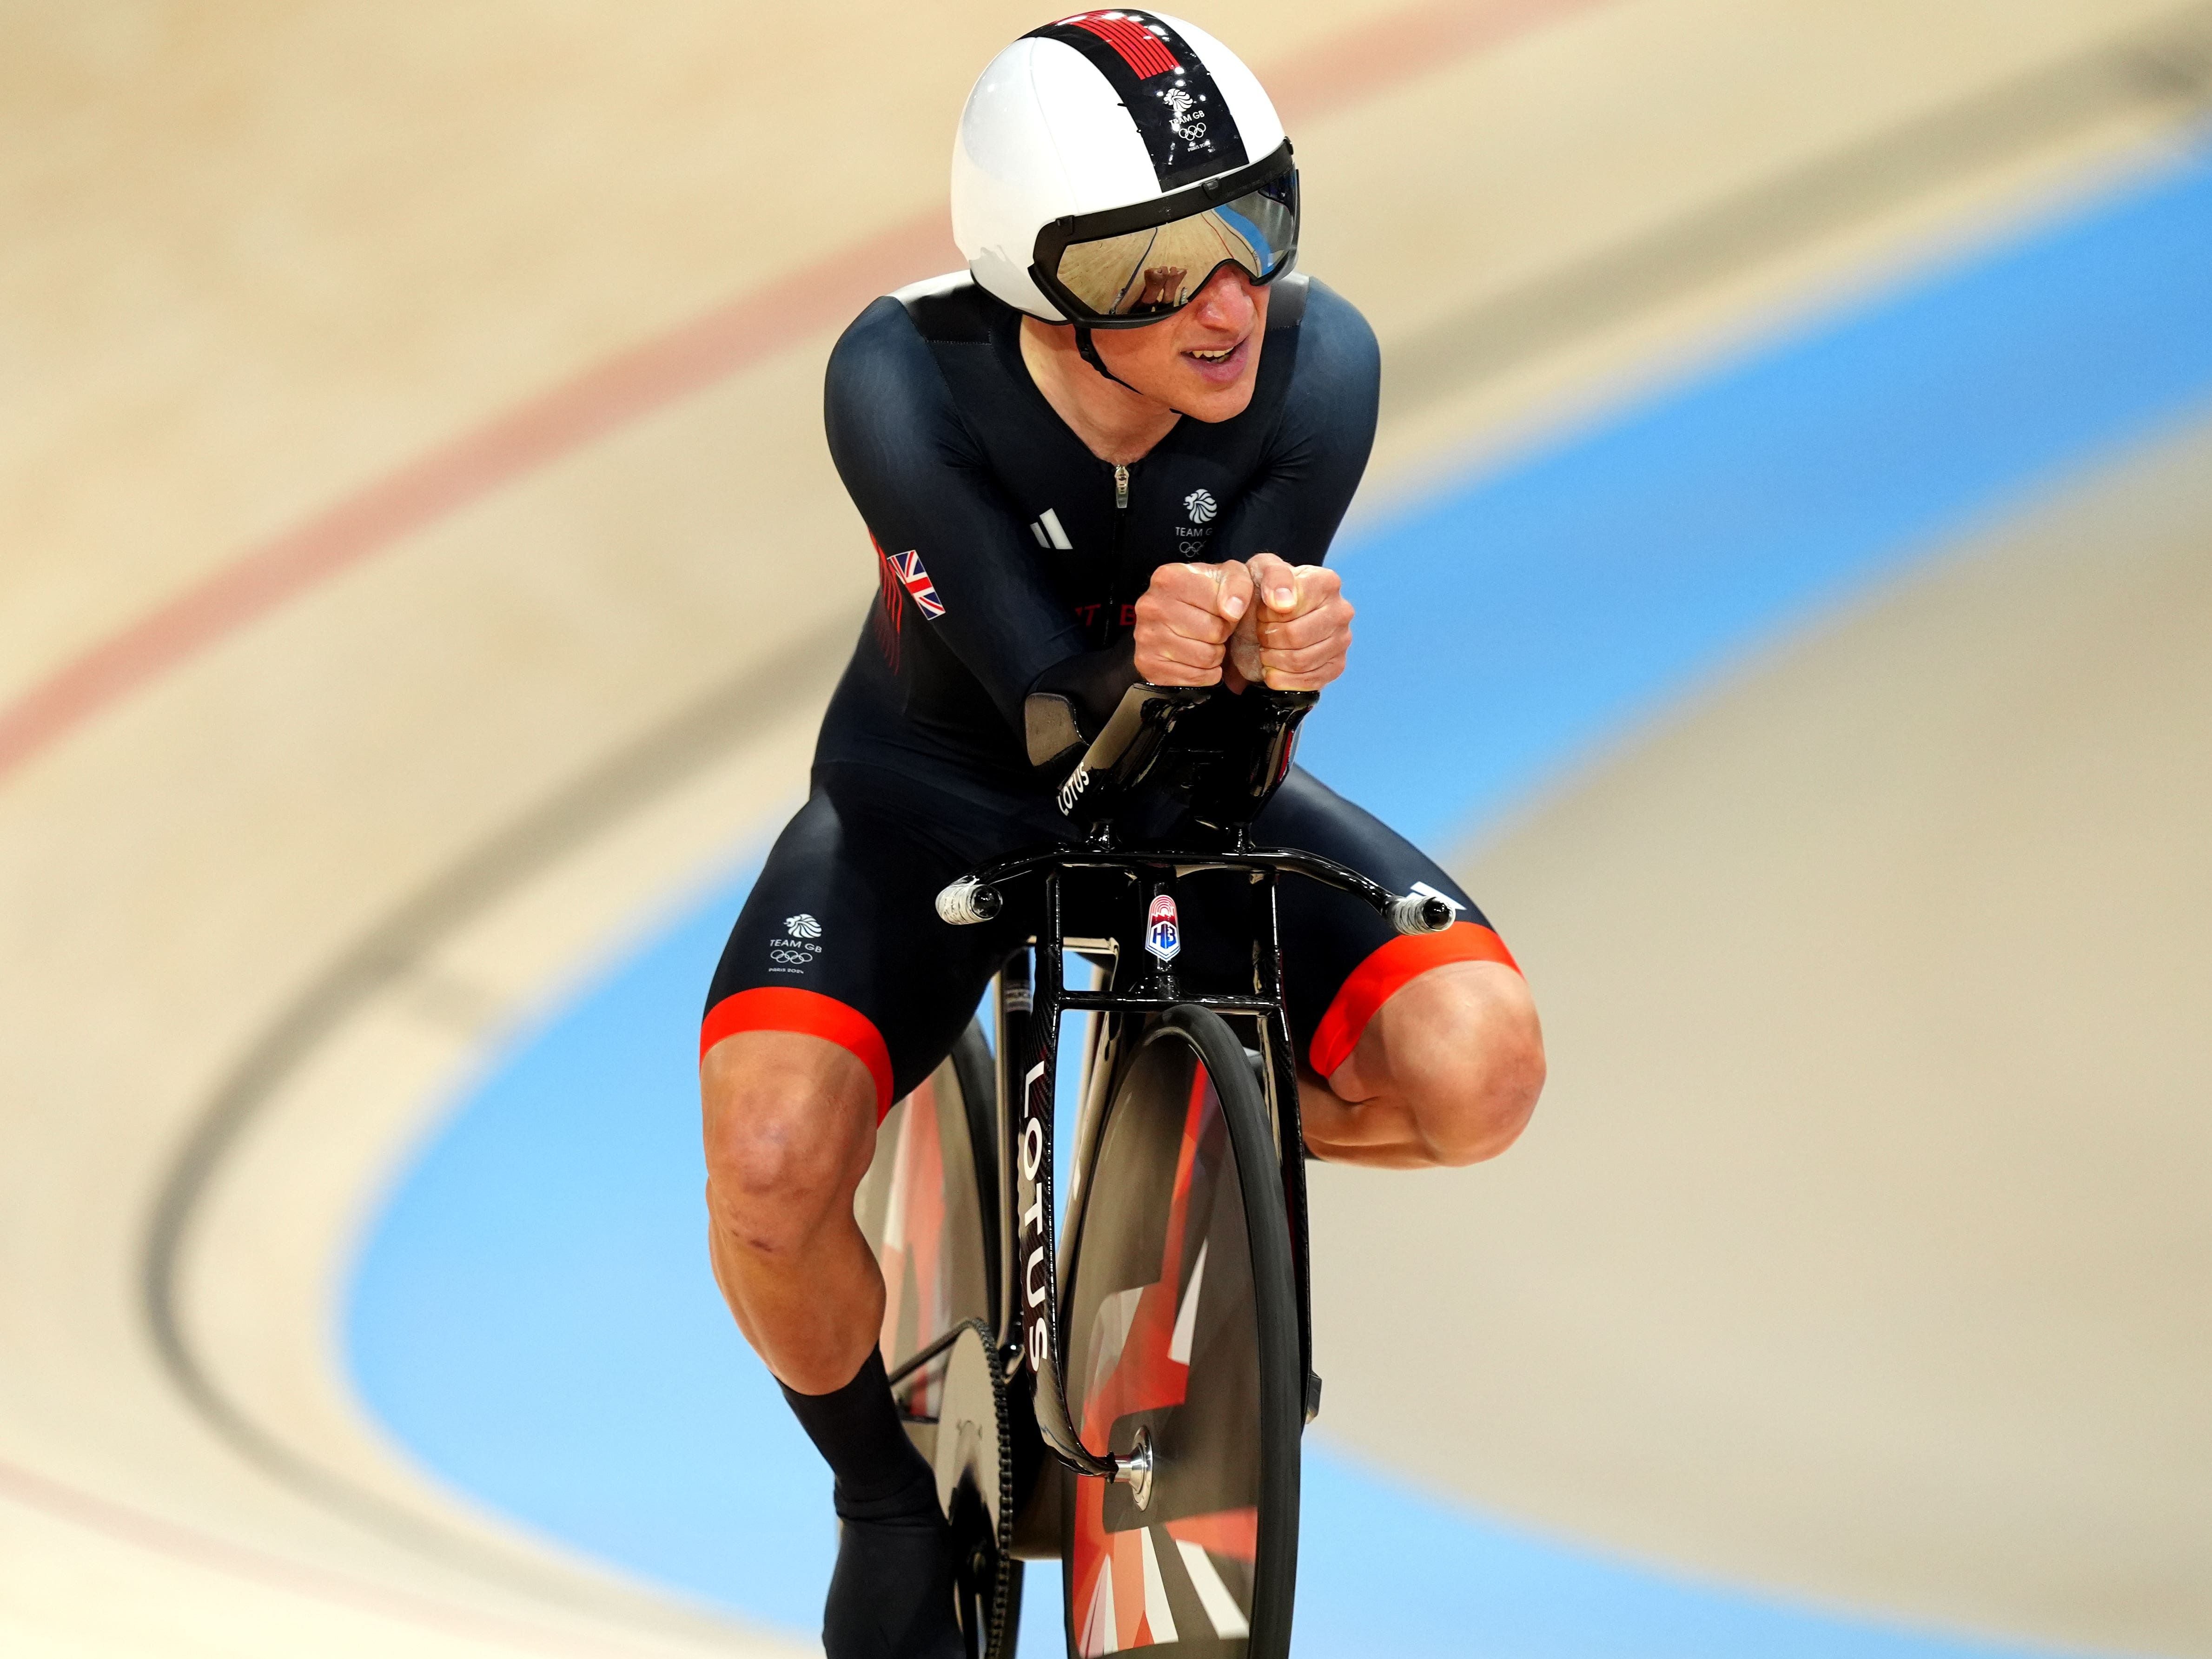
[1181,335,1251,382]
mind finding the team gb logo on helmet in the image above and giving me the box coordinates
[1161,85,1206,143]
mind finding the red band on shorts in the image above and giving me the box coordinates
[699,988,895,1121]
[1308,921,1521,1080]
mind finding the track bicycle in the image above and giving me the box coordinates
[853,681,1455,1658]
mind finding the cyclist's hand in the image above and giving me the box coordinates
[1247,552,1351,691]
[1133,560,1253,686]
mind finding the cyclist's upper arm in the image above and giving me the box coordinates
[824,300,1090,732]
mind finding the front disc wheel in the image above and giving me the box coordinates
[1059,1007,1301,1658]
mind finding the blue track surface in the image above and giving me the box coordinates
[1307,146,2212,848]
[349,146,2212,1653]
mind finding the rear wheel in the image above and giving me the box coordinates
[855,1019,999,1418]
[854,1020,1023,1656]
[1059,1007,1300,1658]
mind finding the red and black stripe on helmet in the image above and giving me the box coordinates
[1024,10,1250,191]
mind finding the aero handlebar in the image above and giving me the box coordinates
[935,849,1454,936]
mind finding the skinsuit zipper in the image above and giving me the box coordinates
[1097,461,1132,648]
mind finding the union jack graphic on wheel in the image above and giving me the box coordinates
[887,547,947,618]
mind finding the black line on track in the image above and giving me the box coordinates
[137,619,852,1635]
[1380,3,2212,423]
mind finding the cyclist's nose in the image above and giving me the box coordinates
[1187,265,1256,333]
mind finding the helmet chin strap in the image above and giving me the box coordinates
[1074,324,1191,416]
[1073,324,1141,393]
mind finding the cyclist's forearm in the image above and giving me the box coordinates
[1027,637,1141,739]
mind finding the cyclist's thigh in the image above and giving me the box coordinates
[701,766,1022,1115]
[1247,767,1517,1079]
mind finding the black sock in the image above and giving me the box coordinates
[781,1349,938,1521]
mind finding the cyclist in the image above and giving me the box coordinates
[699,13,1544,1656]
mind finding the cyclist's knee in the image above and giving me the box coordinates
[1363,962,1545,1166]
[701,1031,878,1252]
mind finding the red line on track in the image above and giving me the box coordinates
[0,0,1607,788]
[0,212,956,786]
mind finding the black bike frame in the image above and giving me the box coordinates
[981,838,1417,1479]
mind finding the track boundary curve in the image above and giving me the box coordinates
[135,623,849,1631]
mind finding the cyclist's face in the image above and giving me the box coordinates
[1092,264,1270,422]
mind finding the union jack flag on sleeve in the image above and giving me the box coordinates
[886,547,946,618]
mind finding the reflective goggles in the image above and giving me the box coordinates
[1029,142,1299,327]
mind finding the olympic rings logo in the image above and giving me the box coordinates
[768,948,816,966]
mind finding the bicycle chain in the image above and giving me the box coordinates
[968,1316,1020,1659]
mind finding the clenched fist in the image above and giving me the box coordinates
[1238,551,1351,692]
[1132,560,1254,685]
[1133,554,1351,691]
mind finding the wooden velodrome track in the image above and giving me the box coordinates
[6,2,2210,1653]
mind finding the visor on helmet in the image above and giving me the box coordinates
[1029,142,1298,326]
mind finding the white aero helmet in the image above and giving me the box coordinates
[953,10,1298,326]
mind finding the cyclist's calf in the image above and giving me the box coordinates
[1304,961,1545,1169]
